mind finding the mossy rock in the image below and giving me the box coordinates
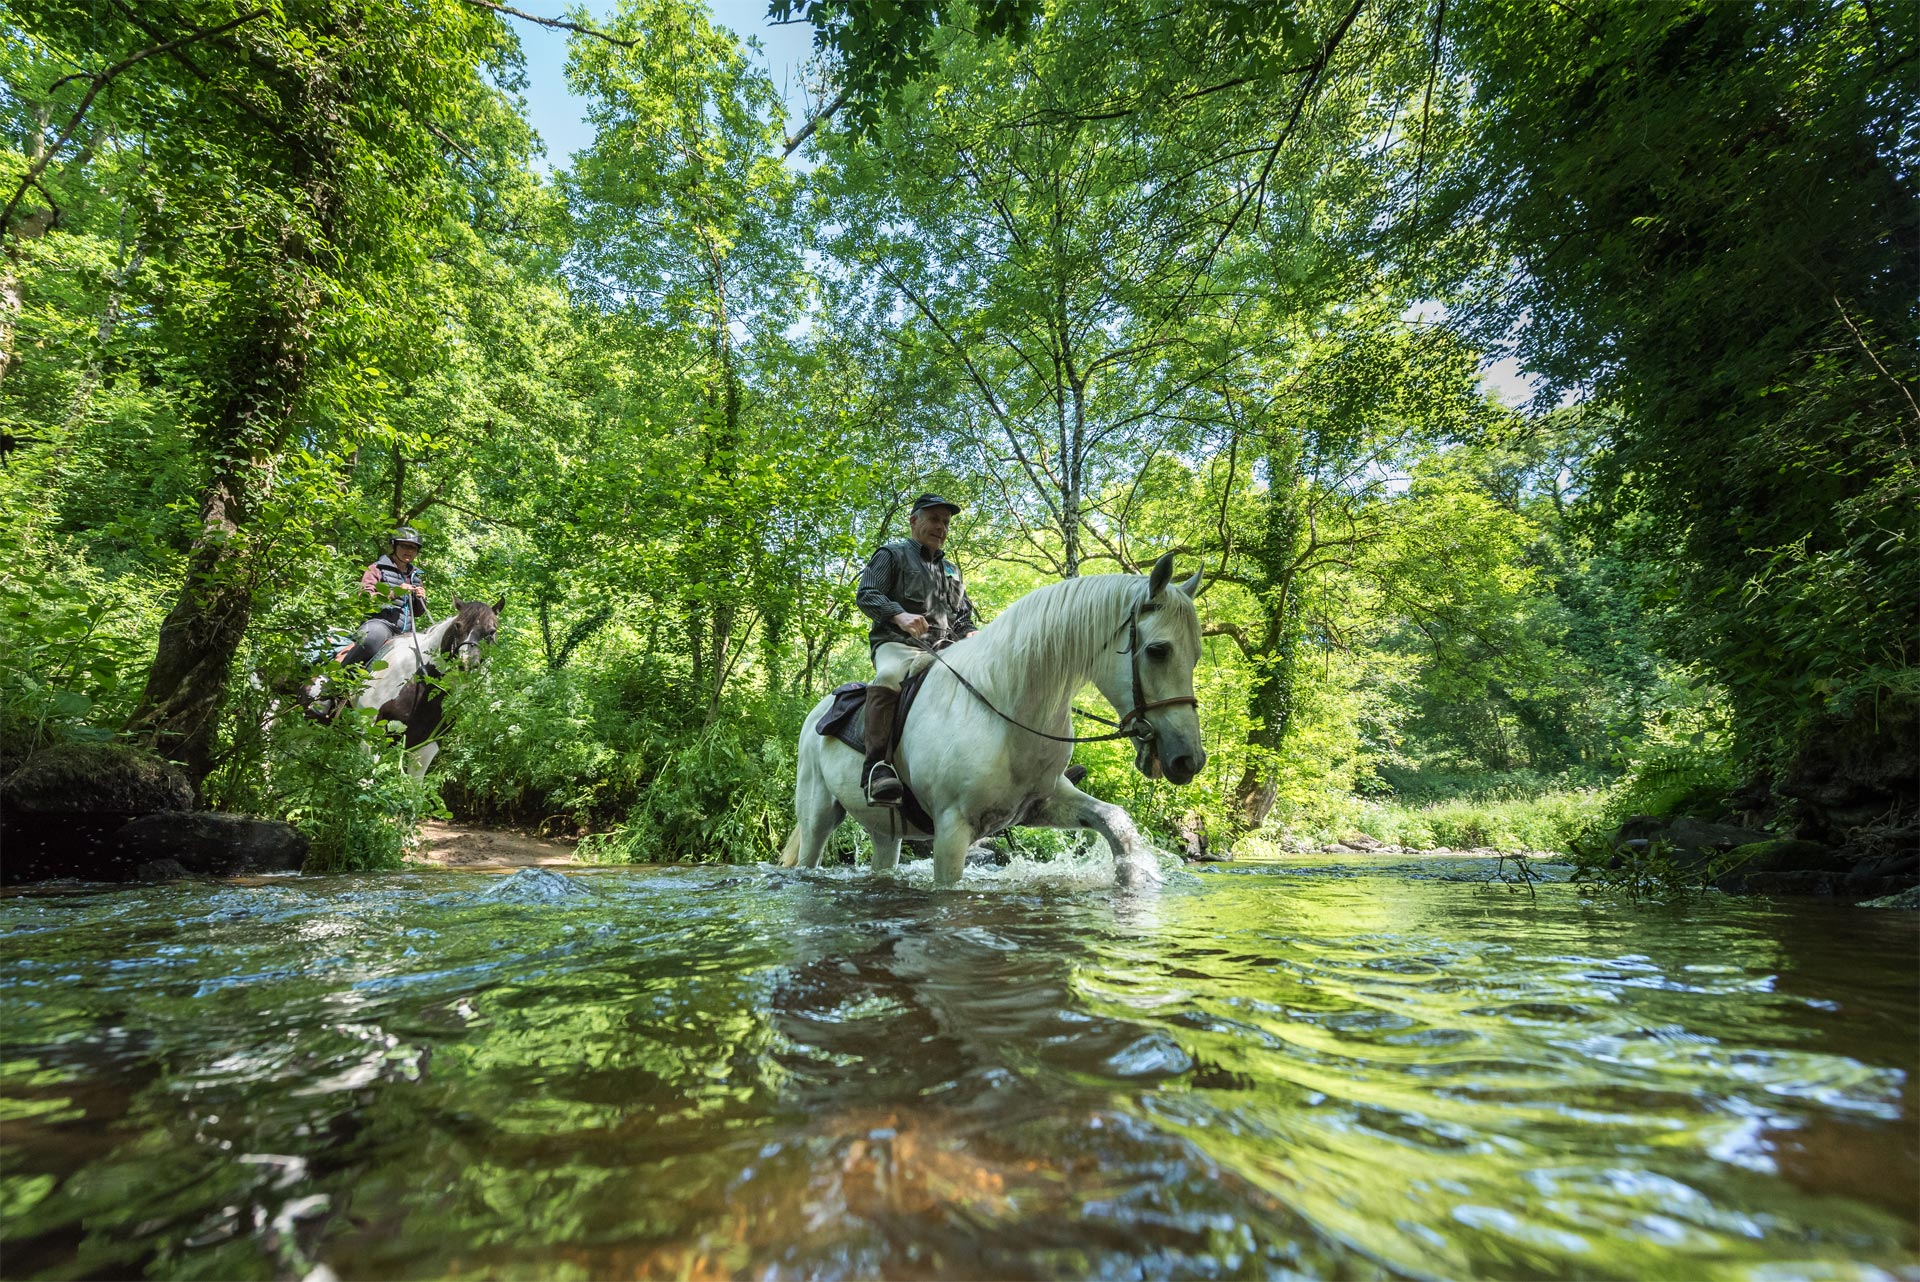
[1713,838,1846,895]
[2,743,191,816]
[115,812,308,876]
[1721,838,1841,873]
[1859,885,1920,909]
[1,743,192,883]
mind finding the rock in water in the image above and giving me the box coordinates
[114,813,309,877]
[1,744,193,882]
[479,867,590,902]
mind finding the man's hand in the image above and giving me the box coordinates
[893,612,930,639]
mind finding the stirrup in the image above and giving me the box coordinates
[866,761,904,806]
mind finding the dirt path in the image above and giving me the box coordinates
[409,820,585,870]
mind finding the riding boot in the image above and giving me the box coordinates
[863,686,904,806]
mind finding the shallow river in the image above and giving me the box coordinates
[3,854,1915,1280]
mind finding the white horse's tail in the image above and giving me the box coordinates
[778,825,801,867]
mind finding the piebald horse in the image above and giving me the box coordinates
[781,554,1205,887]
[353,596,502,777]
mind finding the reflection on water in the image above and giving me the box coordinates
[2,855,1915,1279]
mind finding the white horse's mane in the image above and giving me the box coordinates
[356,615,458,709]
[948,572,1169,711]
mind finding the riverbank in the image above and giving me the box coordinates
[409,820,583,870]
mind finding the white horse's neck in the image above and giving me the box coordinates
[357,616,456,708]
[947,575,1142,718]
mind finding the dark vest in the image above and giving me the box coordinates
[857,537,972,654]
[366,555,425,628]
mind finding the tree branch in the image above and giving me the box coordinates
[456,0,642,47]
[784,85,850,157]
[1,9,267,239]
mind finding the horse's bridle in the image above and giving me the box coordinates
[914,595,1198,749]
[421,615,493,677]
[1111,604,1201,748]
[454,624,488,670]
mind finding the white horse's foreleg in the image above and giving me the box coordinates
[407,741,439,780]
[1033,778,1163,887]
[931,812,976,888]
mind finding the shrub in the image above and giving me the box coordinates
[0,528,164,762]
[270,710,443,872]
[437,665,650,828]
[1594,741,1739,831]
[579,713,794,865]
[1265,787,1606,853]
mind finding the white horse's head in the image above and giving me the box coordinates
[1090,553,1207,785]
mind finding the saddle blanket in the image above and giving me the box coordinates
[815,669,935,832]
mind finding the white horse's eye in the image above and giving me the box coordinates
[1145,641,1173,662]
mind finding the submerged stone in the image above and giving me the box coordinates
[115,812,308,877]
[479,867,590,902]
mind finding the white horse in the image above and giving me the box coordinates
[350,596,501,778]
[780,554,1206,888]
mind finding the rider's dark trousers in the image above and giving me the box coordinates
[342,619,399,667]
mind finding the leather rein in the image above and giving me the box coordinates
[911,598,1199,748]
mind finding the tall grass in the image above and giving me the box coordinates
[1252,787,1607,854]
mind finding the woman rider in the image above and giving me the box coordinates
[340,527,432,667]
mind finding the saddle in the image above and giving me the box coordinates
[816,667,936,832]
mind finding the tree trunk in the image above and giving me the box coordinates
[687,604,707,716]
[1232,439,1306,832]
[1234,615,1300,830]
[703,317,742,720]
[129,292,318,780]
[127,90,336,784]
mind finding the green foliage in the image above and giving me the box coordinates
[1568,836,1710,903]
[578,713,795,865]
[0,527,165,761]
[1427,0,1919,776]
[769,0,1041,134]
[1256,788,1605,855]
[3,0,1906,874]
[439,666,649,827]
[1594,746,1740,836]
[268,712,444,874]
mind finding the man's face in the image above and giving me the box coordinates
[909,507,952,553]
[394,543,420,566]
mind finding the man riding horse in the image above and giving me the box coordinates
[855,493,978,805]
[341,527,432,668]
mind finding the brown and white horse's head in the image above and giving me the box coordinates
[446,595,504,671]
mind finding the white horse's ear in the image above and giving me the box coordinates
[1178,569,1203,598]
[1147,552,1175,600]
[492,595,506,615]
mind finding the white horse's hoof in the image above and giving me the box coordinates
[1115,855,1164,887]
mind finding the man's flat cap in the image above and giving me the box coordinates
[911,492,961,516]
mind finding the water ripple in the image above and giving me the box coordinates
[0,863,1913,1279]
